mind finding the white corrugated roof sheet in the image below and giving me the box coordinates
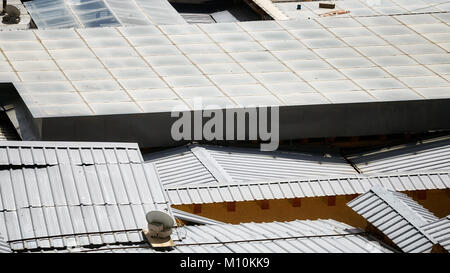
[347,185,439,253]
[0,141,172,252]
[0,233,11,253]
[28,219,397,253]
[421,215,450,252]
[347,136,450,174]
[144,144,358,187]
[165,171,450,205]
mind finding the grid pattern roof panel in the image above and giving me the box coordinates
[0,141,172,251]
[27,219,396,253]
[0,233,11,253]
[347,185,439,253]
[0,12,449,118]
[165,171,450,205]
[275,0,450,20]
[347,136,450,174]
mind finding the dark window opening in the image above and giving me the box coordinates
[169,0,267,24]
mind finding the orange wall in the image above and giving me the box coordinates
[173,189,450,230]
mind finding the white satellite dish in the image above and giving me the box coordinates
[5,5,20,17]
[146,210,174,228]
[145,210,174,239]
[2,5,20,24]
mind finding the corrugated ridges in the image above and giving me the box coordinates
[390,191,439,224]
[144,144,358,187]
[0,141,171,251]
[166,171,450,205]
[0,164,167,210]
[26,219,396,253]
[204,145,358,181]
[144,146,218,186]
[347,137,450,174]
[0,141,142,165]
[347,185,439,253]
[0,233,11,253]
[1,204,149,251]
[422,215,450,252]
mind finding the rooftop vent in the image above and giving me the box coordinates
[2,2,21,25]
[143,210,175,248]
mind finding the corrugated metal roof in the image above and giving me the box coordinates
[205,145,358,181]
[347,185,439,253]
[165,171,450,205]
[0,141,172,252]
[28,219,397,253]
[0,141,143,165]
[0,233,11,253]
[421,215,450,252]
[347,136,450,174]
[144,146,219,187]
[144,144,358,187]
[172,208,224,225]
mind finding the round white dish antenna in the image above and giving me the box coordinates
[146,210,174,229]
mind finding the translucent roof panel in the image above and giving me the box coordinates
[135,0,187,25]
[24,0,186,29]
[104,0,153,26]
[276,0,450,20]
[0,13,449,118]
[24,0,80,29]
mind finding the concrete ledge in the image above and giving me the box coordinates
[13,98,450,149]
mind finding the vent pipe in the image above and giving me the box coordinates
[146,210,174,239]
[144,210,175,248]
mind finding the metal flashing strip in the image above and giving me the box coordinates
[190,146,234,183]
[0,140,139,149]
[165,171,450,205]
